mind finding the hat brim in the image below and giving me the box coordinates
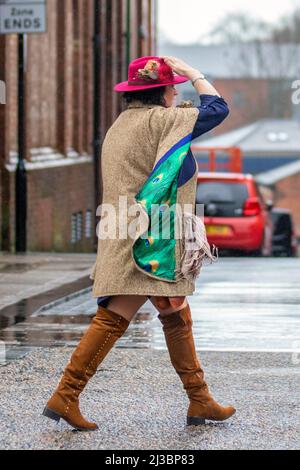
[114,75,189,92]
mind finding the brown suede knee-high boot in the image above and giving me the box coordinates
[43,306,130,431]
[158,304,236,425]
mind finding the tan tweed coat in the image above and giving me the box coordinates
[90,101,199,299]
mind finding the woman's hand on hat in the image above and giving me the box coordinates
[161,56,200,80]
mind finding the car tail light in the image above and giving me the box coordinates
[243,197,261,216]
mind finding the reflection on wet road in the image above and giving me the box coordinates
[1,258,299,362]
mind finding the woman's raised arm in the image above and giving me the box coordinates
[162,56,222,97]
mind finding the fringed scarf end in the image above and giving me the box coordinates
[174,212,219,283]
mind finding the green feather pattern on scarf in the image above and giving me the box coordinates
[132,138,192,281]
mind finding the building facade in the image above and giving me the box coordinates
[0,0,157,252]
[158,42,300,136]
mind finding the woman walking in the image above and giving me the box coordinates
[43,56,235,430]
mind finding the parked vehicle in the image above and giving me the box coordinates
[270,208,298,257]
[196,172,273,255]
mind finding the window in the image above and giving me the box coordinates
[71,211,83,243]
[76,212,83,241]
[71,214,77,243]
[196,181,249,217]
[85,210,92,238]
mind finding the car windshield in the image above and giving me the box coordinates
[196,181,249,217]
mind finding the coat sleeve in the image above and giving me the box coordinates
[191,94,230,140]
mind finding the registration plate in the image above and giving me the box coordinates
[206,225,231,235]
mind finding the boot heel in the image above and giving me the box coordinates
[187,416,206,426]
[42,407,61,422]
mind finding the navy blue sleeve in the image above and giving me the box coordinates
[191,94,229,140]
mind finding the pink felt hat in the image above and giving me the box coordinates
[114,56,189,92]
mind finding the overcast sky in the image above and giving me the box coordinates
[158,0,300,44]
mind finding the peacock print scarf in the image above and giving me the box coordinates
[132,128,218,284]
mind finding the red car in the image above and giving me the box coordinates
[196,172,273,255]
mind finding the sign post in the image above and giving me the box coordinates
[0,0,46,34]
[0,0,46,252]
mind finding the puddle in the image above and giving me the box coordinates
[0,279,159,362]
[0,309,158,364]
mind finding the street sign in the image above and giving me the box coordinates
[0,0,46,34]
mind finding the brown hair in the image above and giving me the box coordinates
[122,86,167,107]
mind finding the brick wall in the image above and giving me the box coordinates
[274,174,300,237]
[0,0,157,253]
[212,78,270,135]
[0,36,4,249]
[5,160,94,252]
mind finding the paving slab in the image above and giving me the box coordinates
[0,252,95,310]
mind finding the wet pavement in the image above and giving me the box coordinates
[1,257,299,363]
[0,257,299,450]
[0,252,95,311]
[1,347,299,450]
